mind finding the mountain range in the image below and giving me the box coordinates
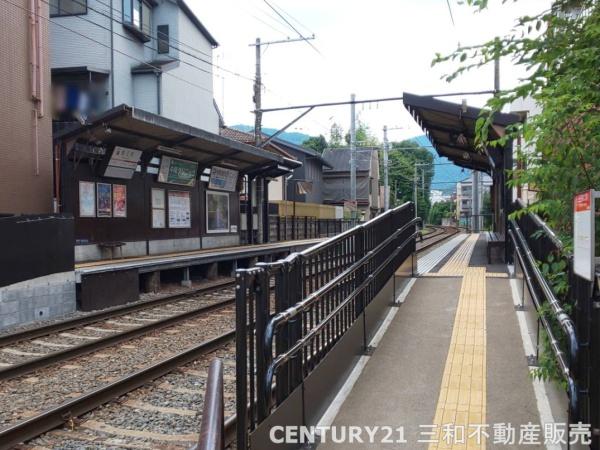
[231,125,469,193]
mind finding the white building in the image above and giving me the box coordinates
[456,173,493,227]
[430,189,450,205]
[50,0,219,133]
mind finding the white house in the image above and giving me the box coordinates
[50,0,219,133]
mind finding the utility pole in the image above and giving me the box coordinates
[253,38,262,146]
[383,125,390,211]
[249,35,315,243]
[350,93,357,223]
[414,161,418,220]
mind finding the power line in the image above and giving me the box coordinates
[4,0,215,94]
[267,0,315,37]
[263,0,321,55]
[446,0,456,27]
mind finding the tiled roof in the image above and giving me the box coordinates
[219,127,296,160]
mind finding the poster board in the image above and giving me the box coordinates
[151,189,166,228]
[168,191,191,228]
[96,183,112,218]
[112,184,127,218]
[79,181,96,217]
[573,190,595,281]
[206,191,230,233]
[158,156,198,187]
[208,166,238,192]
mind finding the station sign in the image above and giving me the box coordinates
[158,156,198,187]
[208,166,238,192]
[573,190,599,281]
[104,146,142,179]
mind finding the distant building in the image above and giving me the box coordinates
[456,173,492,227]
[322,148,380,220]
[50,0,219,133]
[0,2,53,214]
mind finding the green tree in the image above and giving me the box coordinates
[387,140,434,220]
[344,120,380,147]
[429,200,455,225]
[303,135,328,154]
[434,0,600,244]
[329,123,344,147]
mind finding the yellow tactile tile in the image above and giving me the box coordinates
[437,234,479,276]
[429,267,487,450]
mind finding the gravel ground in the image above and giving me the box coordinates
[0,278,232,338]
[0,286,235,367]
[24,343,237,450]
[0,303,236,428]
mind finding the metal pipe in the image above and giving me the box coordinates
[197,359,224,450]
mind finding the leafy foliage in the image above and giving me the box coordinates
[303,134,328,154]
[387,140,434,220]
[429,200,456,225]
[435,0,600,243]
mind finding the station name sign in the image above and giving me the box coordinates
[208,166,238,192]
[158,156,198,187]
[573,190,599,281]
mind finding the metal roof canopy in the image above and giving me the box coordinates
[55,104,300,177]
[403,92,521,174]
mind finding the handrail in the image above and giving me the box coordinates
[262,218,421,411]
[299,202,412,257]
[508,221,578,413]
[514,199,565,252]
[195,359,224,450]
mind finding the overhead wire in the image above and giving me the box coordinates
[263,0,322,56]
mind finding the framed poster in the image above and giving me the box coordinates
[168,190,191,228]
[152,188,165,209]
[112,184,127,218]
[208,166,238,192]
[158,156,198,187]
[79,181,96,217]
[96,183,112,218]
[151,189,166,228]
[206,191,230,233]
[574,190,595,280]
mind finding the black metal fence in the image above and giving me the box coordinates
[510,200,598,447]
[0,214,74,288]
[268,215,353,242]
[235,203,418,449]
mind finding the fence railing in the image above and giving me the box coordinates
[194,359,224,450]
[268,215,353,242]
[510,199,595,434]
[235,202,418,449]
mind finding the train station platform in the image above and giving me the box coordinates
[317,233,574,449]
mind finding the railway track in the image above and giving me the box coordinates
[1,231,458,449]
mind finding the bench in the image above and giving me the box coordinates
[98,241,126,259]
[485,232,505,264]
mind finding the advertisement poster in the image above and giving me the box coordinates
[152,209,166,228]
[208,166,238,192]
[207,191,229,233]
[96,183,112,218]
[112,184,127,218]
[168,191,191,228]
[79,181,96,217]
[158,156,198,187]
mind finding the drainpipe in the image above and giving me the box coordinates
[156,72,161,115]
[110,0,115,107]
[30,0,41,176]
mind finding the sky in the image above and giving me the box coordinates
[190,0,549,143]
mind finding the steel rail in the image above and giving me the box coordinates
[416,227,458,252]
[0,295,235,381]
[0,330,236,450]
[0,279,235,348]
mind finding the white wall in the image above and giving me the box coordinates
[133,73,158,113]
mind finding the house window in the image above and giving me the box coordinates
[157,25,169,54]
[207,191,230,233]
[123,0,152,38]
[50,0,87,16]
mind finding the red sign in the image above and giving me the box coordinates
[575,191,592,212]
